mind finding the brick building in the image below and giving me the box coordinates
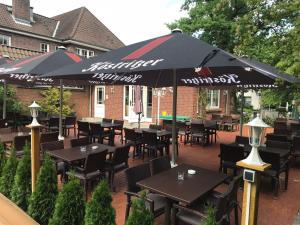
[0,0,226,121]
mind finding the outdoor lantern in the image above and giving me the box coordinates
[28,101,41,126]
[242,114,270,166]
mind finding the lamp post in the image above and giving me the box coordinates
[237,114,271,225]
[27,101,42,192]
[153,87,166,125]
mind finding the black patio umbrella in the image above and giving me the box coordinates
[0,57,11,65]
[43,31,297,164]
[0,49,83,139]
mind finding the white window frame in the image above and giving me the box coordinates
[76,48,94,58]
[0,34,11,46]
[207,90,220,109]
[40,43,50,52]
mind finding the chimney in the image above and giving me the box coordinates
[12,0,31,22]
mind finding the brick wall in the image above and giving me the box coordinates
[12,0,31,21]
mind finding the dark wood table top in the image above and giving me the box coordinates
[47,143,115,163]
[0,132,30,144]
[134,128,172,137]
[84,121,120,128]
[137,164,228,205]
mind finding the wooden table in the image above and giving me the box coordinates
[137,164,228,225]
[47,143,116,164]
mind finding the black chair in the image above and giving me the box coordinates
[89,123,111,144]
[260,151,289,196]
[205,120,218,144]
[292,136,300,162]
[77,121,90,139]
[48,117,59,132]
[177,121,190,144]
[173,175,241,225]
[40,140,65,180]
[12,135,31,157]
[265,140,292,154]
[222,115,238,131]
[124,128,142,159]
[219,143,244,175]
[40,131,59,144]
[124,163,167,222]
[235,135,249,146]
[149,155,171,175]
[70,137,90,147]
[266,133,288,142]
[63,116,76,136]
[67,150,108,200]
[102,118,112,123]
[114,120,124,144]
[105,144,130,191]
[149,124,163,130]
[190,123,208,146]
[142,131,166,159]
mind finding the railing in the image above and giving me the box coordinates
[0,194,39,225]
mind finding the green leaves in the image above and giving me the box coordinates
[84,180,115,225]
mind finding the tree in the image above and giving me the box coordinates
[28,154,58,225]
[38,87,74,116]
[84,180,115,225]
[49,177,85,225]
[0,147,18,198]
[125,192,154,225]
[11,143,31,211]
[0,143,6,176]
[0,85,25,116]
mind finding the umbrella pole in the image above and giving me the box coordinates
[2,80,7,120]
[171,69,177,167]
[58,79,64,140]
[240,88,245,136]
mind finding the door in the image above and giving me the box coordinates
[94,86,105,117]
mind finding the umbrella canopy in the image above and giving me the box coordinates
[0,57,11,65]
[43,32,297,87]
[0,49,82,86]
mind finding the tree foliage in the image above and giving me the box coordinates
[49,177,85,225]
[84,180,115,225]
[11,143,31,211]
[125,192,154,225]
[0,143,6,176]
[28,154,58,225]
[0,85,25,115]
[203,204,220,225]
[39,87,74,116]
[0,147,18,198]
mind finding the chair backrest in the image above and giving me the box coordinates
[40,131,59,144]
[265,140,291,150]
[70,137,90,147]
[14,135,31,151]
[165,124,179,133]
[112,144,130,166]
[149,124,162,130]
[149,155,171,175]
[260,151,281,171]
[124,128,138,142]
[274,121,287,130]
[266,133,288,142]
[211,114,222,120]
[102,118,112,123]
[49,117,59,127]
[235,136,249,146]
[64,116,76,126]
[124,163,151,193]
[90,123,103,135]
[176,121,186,131]
[40,140,64,153]
[77,121,90,133]
[274,128,291,135]
[290,123,300,132]
[142,131,158,146]
[293,136,300,152]
[190,123,205,134]
[84,150,108,173]
[220,143,244,163]
[114,119,124,128]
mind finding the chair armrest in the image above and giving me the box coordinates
[124,191,155,212]
[173,204,207,218]
[74,166,85,173]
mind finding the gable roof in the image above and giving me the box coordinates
[53,7,124,50]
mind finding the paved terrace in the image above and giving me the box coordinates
[60,128,300,225]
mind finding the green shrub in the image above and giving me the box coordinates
[125,191,154,225]
[49,177,85,225]
[0,147,18,198]
[84,180,115,225]
[11,143,31,211]
[203,205,220,225]
[27,154,57,225]
[0,143,6,176]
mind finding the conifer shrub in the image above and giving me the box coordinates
[28,154,57,225]
[84,180,115,225]
[0,147,18,198]
[11,143,31,211]
[203,205,220,225]
[49,176,85,225]
[125,191,154,225]
[0,143,6,176]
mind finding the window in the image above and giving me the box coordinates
[0,34,11,46]
[40,43,49,52]
[76,48,94,58]
[96,87,104,105]
[207,90,220,109]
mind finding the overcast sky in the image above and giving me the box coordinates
[0,0,187,45]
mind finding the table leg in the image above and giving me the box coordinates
[164,199,172,225]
